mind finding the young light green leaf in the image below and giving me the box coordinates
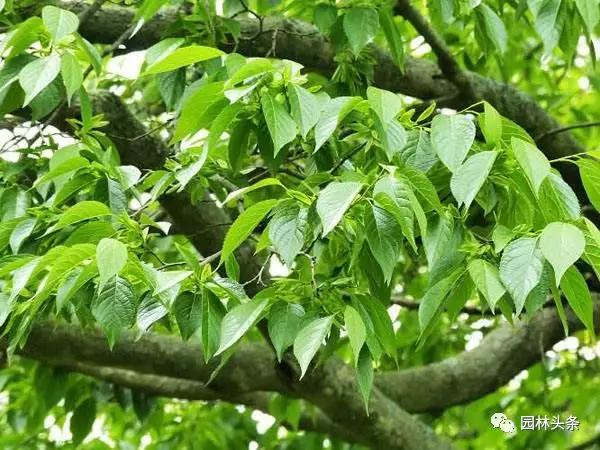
[431,114,476,172]
[96,238,128,288]
[314,96,361,152]
[268,302,305,361]
[42,6,79,41]
[268,200,308,267]
[479,101,502,144]
[366,86,402,125]
[288,84,320,138]
[539,222,586,286]
[343,8,379,56]
[512,137,550,195]
[225,58,273,88]
[492,224,514,253]
[468,259,506,310]
[499,237,545,314]
[215,298,269,355]
[173,81,225,141]
[60,52,83,104]
[50,201,111,233]
[533,0,562,52]
[366,204,402,283]
[578,159,600,211]
[144,45,224,74]
[261,91,297,155]
[316,182,362,236]
[92,276,136,348]
[344,305,366,366]
[221,199,278,260]
[356,346,373,414]
[450,151,497,209]
[293,316,333,379]
[223,177,283,204]
[560,266,595,335]
[153,270,193,296]
[19,55,61,106]
[145,38,185,66]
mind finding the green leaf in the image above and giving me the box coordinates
[499,237,545,314]
[476,4,507,54]
[144,45,224,74]
[479,102,503,144]
[268,302,305,361]
[42,6,79,41]
[533,0,563,52]
[468,259,506,310]
[60,52,82,103]
[316,181,362,236]
[539,222,586,285]
[450,151,497,209]
[344,305,366,366]
[293,316,333,379]
[492,224,514,253]
[366,87,402,125]
[19,55,61,106]
[153,270,193,297]
[92,276,136,348]
[225,58,273,88]
[314,3,337,34]
[269,200,308,267]
[399,130,437,173]
[96,238,128,288]
[314,97,360,152]
[76,36,102,74]
[379,9,404,69]
[221,199,278,260]
[145,38,185,66]
[288,84,320,138]
[137,295,167,333]
[9,218,36,254]
[50,201,111,233]
[578,159,600,211]
[173,292,202,340]
[512,138,550,195]
[261,91,297,156]
[173,81,225,141]
[366,203,402,283]
[431,114,476,172]
[358,296,396,358]
[343,8,379,56]
[576,0,599,35]
[223,178,283,204]
[538,172,580,222]
[70,398,96,445]
[215,298,269,355]
[418,270,462,342]
[400,165,443,213]
[373,176,416,251]
[560,266,595,335]
[201,289,225,362]
[356,346,373,415]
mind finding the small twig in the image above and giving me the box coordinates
[107,121,171,142]
[329,141,367,174]
[77,0,107,25]
[535,121,600,142]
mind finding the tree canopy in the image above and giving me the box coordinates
[0,0,599,449]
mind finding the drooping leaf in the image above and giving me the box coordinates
[418,269,462,342]
[268,302,305,361]
[221,199,278,260]
[366,86,402,125]
[499,237,545,314]
[373,175,416,251]
[268,200,308,267]
[379,8,404,69]
[9,218,36,254]
[476,4,507,54]
[356,346,373,414]
[293,316,333,379]
[60,52,83,103]
[261,91,297,155]
[316,182,362,236]
[288,84,320,138]
[512,138,550,195]
[533,0,563,52]
[365,203,402,283]
[96,238,128,288]
[50,201,111,233]
[560,266,595,335]
[431,114,476,172]
[539,222,586,286]
[216,298,270,355]
[450,151,497,209]
[173,292,202,340]
[344,305,366,366]
[468,259,506,310]
[479,101,503,145]
[201,289,225,362]
[576,0,599,35]
[578,159,600,211]
[70,398,96,445]
[92,276,136,348]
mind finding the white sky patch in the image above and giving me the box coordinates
[507,369,529,391]
[553,336,579,353]
[464,330,483,351]
[106,51,147,79]
[269,254,290,277]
